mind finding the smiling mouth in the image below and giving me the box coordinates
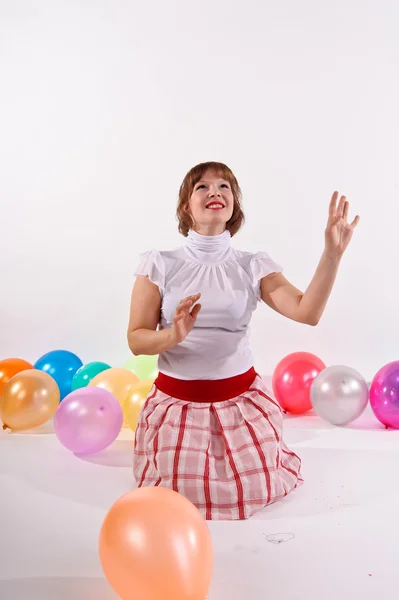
[206,202,225,210]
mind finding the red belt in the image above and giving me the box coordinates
[154,367,257,403]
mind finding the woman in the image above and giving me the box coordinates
[127,161,359,520]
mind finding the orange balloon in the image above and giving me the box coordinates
[0,358,34,395]
[0,369,60,431]
[99,487,213,600]
[89,368,139,428]
[123,379,153,431]
[89,368,139,406]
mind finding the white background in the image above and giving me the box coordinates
[2,407,399,600]
[1,0,398,382]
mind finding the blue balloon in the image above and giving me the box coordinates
[34,350,83,400]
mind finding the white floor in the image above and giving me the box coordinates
[1,400,398,600]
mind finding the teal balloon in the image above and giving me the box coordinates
[71,361,111,391]
[122,355,158,381]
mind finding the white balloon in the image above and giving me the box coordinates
[310,365,369,426]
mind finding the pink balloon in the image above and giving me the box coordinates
[54,387,123,454]
[370,361,399,429]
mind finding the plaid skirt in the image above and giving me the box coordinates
[133,368,303,520]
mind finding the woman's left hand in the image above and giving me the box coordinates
[324,191,360,257]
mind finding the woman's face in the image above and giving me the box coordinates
[185,170,235,235]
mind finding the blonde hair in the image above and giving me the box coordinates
[176,161,245,237]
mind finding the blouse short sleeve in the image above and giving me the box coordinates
[250,251,283,301]
[134,250,165,296]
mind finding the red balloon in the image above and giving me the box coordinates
[272,352,326,414]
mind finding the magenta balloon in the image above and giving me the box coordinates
[54,387,123,454]
[370,361,399,429]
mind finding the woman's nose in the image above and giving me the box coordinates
[208,186,221,197]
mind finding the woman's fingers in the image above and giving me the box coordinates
[191,304,202,319]
[175,301,192,316]
[175,301,201,321]
[179,293,201,305]
[175,294,201,314]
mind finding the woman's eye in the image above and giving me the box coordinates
[221,184,229,189]
[197,185,205,190]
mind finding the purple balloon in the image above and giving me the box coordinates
[370,361,399,429]
[54,387,123,454]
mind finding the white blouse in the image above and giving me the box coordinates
[134,229,282,380]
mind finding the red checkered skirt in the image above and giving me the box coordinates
[133,369,303,520]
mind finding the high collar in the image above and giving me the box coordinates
[185,229,232,264]
[186,229,231,252]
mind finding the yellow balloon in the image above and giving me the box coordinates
[89,368,139,427]
[123,380,153,431]
[0,369,60,431]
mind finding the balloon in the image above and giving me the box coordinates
[71,361,111,391]
[34,350,83,400]
[122,355,158,381]
[0,358,34,395]
[123,379,153,430]
[99,487,213,600]
[370,361,399,429]
[0,370,60,431]
[89,368,139,413]
[310,365,369,426]
[54,387,123,454]
[272,351,326,414]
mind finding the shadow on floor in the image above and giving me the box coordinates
[0,577,118,600]
[76,440,134,468]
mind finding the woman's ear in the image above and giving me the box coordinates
[184,203,196,230]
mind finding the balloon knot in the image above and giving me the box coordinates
[2,424,9,431]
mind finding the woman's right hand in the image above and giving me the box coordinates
[171,293,202,344]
